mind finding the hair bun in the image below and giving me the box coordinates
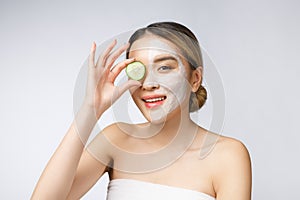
[189,85,207,112]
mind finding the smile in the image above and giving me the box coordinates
[142,95,167,108]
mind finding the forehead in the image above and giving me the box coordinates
[128,35,180,59]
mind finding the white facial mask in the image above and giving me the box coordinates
[130,36,191,123]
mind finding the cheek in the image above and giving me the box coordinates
[152,74,189,107]
[130,90,139,103]
[156,66,190,101]
[159,73,184,91]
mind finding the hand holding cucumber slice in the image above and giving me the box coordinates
[126,61,146,81]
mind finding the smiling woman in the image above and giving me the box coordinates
[129,48,191,123]
[31,22,252,200]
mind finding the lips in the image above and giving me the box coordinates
[142,95,167,108]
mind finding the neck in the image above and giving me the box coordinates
[140,104,198,148]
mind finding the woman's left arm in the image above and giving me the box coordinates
[213,139,252,200]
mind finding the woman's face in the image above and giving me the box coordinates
[128,35,193,123]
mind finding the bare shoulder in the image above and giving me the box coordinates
[208,133,252,199]
[86,122,134,161]
[98,122,135,144]
[212,135,251,160]
[87,122,133,149]
[208,134,251,173]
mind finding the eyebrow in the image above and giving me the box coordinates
[153,55,178,63]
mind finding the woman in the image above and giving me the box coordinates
[32,22,252,200]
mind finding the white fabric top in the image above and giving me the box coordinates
[106,179,215,200]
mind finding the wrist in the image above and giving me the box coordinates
[80,101,104,120]
[73,103,100,144]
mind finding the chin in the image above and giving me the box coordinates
[145,104,184,125]
[148,115,167,125]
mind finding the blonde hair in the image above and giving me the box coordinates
[127,22,207,112]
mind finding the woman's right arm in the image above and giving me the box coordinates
[31,40,141,200]
[31,104,99,200]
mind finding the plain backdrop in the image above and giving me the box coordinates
[1,0,299,199]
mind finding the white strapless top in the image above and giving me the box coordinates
[106,179,215,200]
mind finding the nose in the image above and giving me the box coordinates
[142,82,160,90]
[142,70,160,91]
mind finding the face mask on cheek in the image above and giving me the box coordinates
[144,56,191,123]
[154,58,190,112]
[129,39,192,123]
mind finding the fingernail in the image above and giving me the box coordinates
[90,42,96,52]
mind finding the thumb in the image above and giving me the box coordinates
[118,79,141,95]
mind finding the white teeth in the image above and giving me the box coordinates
[145,97,165,103]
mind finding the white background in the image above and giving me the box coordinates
[1,0,299,199]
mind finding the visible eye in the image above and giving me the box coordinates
[157,65,173,72]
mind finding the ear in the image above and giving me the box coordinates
[190,66,203,92]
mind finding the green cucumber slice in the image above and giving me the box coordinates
[125,61,146,81]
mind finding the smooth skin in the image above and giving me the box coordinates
[31,39,251,200]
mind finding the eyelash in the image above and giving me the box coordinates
[157,66,173,71]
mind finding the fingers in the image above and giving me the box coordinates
[88,42,96,68]
[88,40,133,86]
[108,58,135,82]
[96,39,117,68]
[118,79,141,96]
[103,42,130,71]
[94,40,130,74]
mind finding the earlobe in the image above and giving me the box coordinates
[191,66,202,92]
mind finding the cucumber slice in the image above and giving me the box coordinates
[126,61,146,81]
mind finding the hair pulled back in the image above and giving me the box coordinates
[127,22,207,112]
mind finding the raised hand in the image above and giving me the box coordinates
[84,40,141,118]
